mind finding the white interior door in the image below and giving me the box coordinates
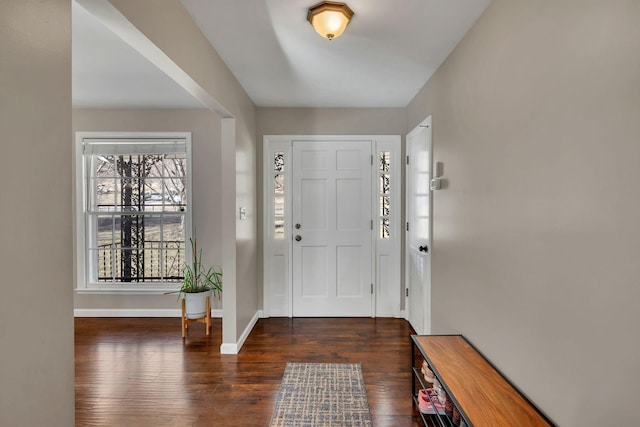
[292,140,373,317]
[406,117,432,334]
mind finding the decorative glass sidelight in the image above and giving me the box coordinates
[380,151,390,172]
[274,152,285,239]
[379,151,391,239]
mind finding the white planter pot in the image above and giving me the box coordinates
[183,290,211,319]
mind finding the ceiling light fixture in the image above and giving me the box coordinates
[307,1,354,41]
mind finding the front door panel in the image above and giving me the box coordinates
[292,140,372,317]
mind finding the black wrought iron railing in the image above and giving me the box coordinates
[97,240,185,282]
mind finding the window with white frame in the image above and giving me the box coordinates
[76,133,192,289]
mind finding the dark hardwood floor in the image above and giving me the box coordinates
[75,317,422,426]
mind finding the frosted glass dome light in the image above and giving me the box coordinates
[307,2,354,40]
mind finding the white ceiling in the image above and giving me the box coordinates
[72,0,493,109]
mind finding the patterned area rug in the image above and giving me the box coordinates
[270,362,373,427]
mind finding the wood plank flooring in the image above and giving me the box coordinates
[75,317,422,426]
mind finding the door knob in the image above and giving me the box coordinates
[419,245,428,253]
[295,235,302,241]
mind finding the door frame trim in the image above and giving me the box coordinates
[263,135,401,318]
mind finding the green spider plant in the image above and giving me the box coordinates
[168,237,222,299]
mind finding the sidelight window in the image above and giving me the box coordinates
[379,151,391,239]
[273,152,285,239]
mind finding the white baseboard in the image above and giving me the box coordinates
[220,310,262,355]
[219,343,237,354]
[398,310,407,320]
[74,308,223,318]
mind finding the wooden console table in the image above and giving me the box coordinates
[411,335,555,426]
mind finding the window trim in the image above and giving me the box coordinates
[74,132,193,293]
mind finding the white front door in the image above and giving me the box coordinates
[292,140,373,317]
[406,117,432,334]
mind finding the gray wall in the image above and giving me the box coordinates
[109,0,259,345]
[73,108,223,311]
[0,1,74,425]
[257,108,407,136]
[256,107,407,308]
[407,1,640,425]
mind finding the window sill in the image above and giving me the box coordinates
[75,287,180,295]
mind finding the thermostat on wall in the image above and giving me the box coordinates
[433,161,443,178]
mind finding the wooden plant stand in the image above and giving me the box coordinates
[181,295,211,338]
